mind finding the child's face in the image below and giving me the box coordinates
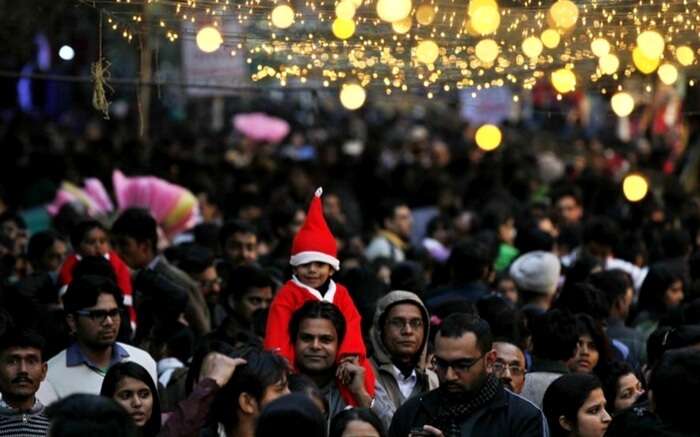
[294,262,334,289]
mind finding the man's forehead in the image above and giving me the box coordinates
[299,318,337,335]
[493,342,524,363]
[435,332,480,355]
[85,292,119,309]
[1,346,42,358]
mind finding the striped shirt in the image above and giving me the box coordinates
[0,400,50,437]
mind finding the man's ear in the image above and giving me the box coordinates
[40,362,48,381]
[559,415,573,432]
[65,313,77,335]
[484,349,497,371]
[238,392,258,415]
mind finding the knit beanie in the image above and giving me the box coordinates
[509,251,561,295]
[290,187,340,270]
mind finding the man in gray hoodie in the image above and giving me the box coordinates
[369,290,439,429]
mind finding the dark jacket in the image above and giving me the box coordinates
[389,385,548,437]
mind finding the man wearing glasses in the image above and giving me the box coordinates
[492,341,527,394]
[38,275,157,405]
[389,313,547,437]
[369,290,438,430]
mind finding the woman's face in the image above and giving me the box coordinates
[614,373,644,412]
[573,388,611,437]
[113,376,154,427]
[341,420,380,437]
[663,280,684,308]
[567,334,599,374]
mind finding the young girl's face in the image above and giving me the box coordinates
[573,388,611,437]
[113,376,153,428]
[567,334,599,374]
[79,227,110,257]
[294,262,334,289]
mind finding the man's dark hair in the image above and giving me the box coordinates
[582,216,620,248]
[649,348,700,433]
[27,230,62,267]
[256,393,327,437]
[436,313,493,355]
[476,294,525,347]
[588,269,632,314]
[69,219,106,250]
[660,229,691,259]
[552,185,583,206]
[330,408,386,437]
[0,328,45,359]
[111,208,158,253]
[175,244,215,276]
[554,282,610,322]
[219,220,257,247]
[289,301,346,345]
[72,256,117,283]
[221,264,272,307]
[530,309,578,361]
[209,348,289,433]
[376,199,406,228]
[62,275,123,314]
[45,394,137,437]
[447,238,494,284]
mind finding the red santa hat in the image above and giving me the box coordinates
[290,187,340,270]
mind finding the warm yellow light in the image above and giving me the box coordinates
[470,3,500,36]
[657,63,678,85]
[196,26,223,53]
[551,68,576,93]
[475,39,499,64]
[623,174,649,202]
[676,46,695,66]
[475,124,502,151]
[522,36,543,59]
[392,16,413,34]
[541,29,561,49]
[611,92,635,117]
[350,0,363,7]
[332,18,356,40]
[598,53,619,75]
[468,0,498,15]
[591,38,610,57]
[271,4,295,29]
[633,47,660,74]
[550,0,578,30]
[416,40,440,64]
[335,0,356,20]
[415,4,436,26]
[339,83,366,110]
[376,0,412,23]
[637,30,665,60]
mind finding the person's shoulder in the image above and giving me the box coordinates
[46,349,68,368]
[505,390,544,416]
[119,342,156,365]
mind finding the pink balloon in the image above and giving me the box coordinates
[233,112,290,143]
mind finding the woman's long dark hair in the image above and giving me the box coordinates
[329,408,386,437]
[543,373,603,437]
[636,264,683,317]
[573,313,614,377]
[100,362,161,437]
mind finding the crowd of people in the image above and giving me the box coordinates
[1,83,700,437]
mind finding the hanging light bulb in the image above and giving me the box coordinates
[611,92,635,117]
[623,174,649,202]
[590,38,611,57]
[271,4,295,29]
[657,63,678,85]
[632,47,660,74]
[598,53,620,75]
[416,40,440,64]
[475,124,502,151]
[676,46,695,66]
[549,0,578,30]
[475,39,499,64]
[376,0,412,23]
[551,68,576,93]
[469,1,500,36]
[521,36,543,59]
[339,83,366,110]
[541,29,561,48]
[196,26,223,53]
[332,18,356,40]
[415,4,436,26]
[335,0,357,20]
[637,30,665,60]
[392,16,413,34]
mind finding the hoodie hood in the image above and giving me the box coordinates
[370,290,431,370]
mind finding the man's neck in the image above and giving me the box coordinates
[392,356,417,377]
[1,394,36,412]
[231,416,254,437]
[305,369,335,389]
[78,341,113,369]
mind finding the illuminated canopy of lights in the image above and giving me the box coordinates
[82,0,700,100]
